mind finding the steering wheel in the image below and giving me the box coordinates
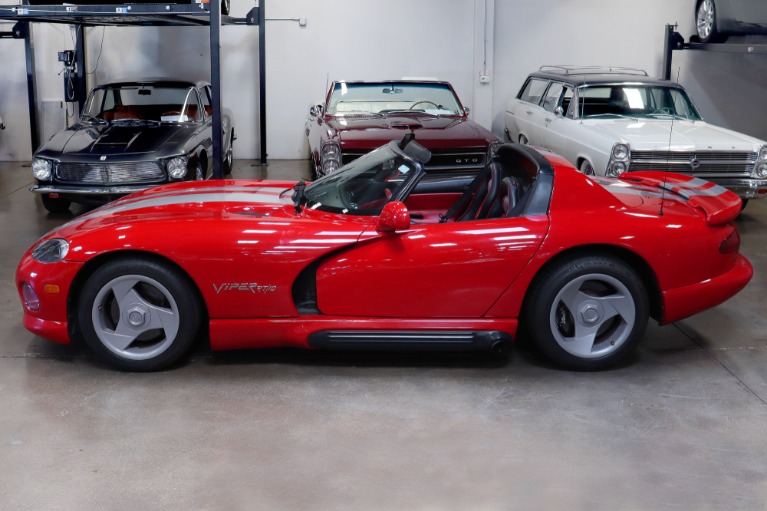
[410,100,440,110]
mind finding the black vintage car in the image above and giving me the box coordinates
[31,80,235,213]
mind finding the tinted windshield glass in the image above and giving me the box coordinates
[577,85,701,120]
[304,144,419,216]
[82,85,202,123]
[326,82,463,116]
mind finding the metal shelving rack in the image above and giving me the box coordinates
[0,0,266,177]
[662,23,767,80]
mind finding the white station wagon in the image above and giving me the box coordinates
[504,66,767,205]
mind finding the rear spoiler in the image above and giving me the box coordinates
[619,172,742,225]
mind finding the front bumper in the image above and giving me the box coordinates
[706,178,767,200]
[30,184,157,196]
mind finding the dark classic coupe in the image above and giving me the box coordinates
[305,80,500,179]
[31,80,235,213]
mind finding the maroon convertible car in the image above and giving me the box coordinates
[306,80,500,179]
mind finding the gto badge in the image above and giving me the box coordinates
[100,155,107,161]
[213,283,277,294]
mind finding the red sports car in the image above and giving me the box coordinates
[306,80,500,179]
[16,137,751,371]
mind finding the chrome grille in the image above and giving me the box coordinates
[629,150,756,178]
[55,162,165,184]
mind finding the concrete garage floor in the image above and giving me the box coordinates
[1,159,766,510]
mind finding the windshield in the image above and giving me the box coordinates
[82,85,204,123]
[326,82,463,116]
[304,142,421,216]
[576,85,701,120]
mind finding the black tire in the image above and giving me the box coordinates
[741,198,749,211]
[579,159,596,176]
[221,0,230,15]
[41,194,71,214]
[76,258,202,371]
[223,131,234,176]
[525,254,649,370]
[696,0,726,43]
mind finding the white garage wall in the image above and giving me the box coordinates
[4,0,762,162]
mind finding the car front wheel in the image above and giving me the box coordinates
[525,254,649,370]
[697,0,725,43]
[76,258,203,371]
[579,159,596,176]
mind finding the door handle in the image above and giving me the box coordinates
[526,110,533,115]
[544,118,552,123]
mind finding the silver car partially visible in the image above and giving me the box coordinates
[696,0,767,43]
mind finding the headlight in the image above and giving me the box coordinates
[612,143,629,160]
[32,238,69,263]
[756,162,767,178]
[320,141,341,176]
[759,146,767,161]
[32,158,53,180]
[607,161,627,177]
[321,142,341,161]
[487,140,502,161]
[167,156,188,179]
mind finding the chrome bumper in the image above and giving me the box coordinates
[708,178,767,200]
[30,184,154,196]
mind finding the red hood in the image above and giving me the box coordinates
[325,115,493,151]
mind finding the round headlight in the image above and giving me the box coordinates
[321,142,340,161]
[612,143,629,160]
[32,238,69,263]
[759,146,767,161]
[32,158,53,180]
[321,160,340,175]
[607,161,627,177]
[756,162,767,178]
[167,156,188,179]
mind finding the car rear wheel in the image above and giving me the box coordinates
[76,258,202,371]
[221,0,230,15]
[41,194,71,214]
[518,134,529,145]
[696,0,725,43]
[579,159,596,176]
[525,254,649,370]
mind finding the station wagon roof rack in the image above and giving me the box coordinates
[539,65,649,76]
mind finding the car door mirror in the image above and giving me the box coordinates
[376,201,410,233]
[463,106,471,116]
[554,106,564,117]
[309,104,323,117]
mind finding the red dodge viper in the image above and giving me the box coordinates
[16,137,752,371]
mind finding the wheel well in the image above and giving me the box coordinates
[523,245,663,321]
[66,250,209,343]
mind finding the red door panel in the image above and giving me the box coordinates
[315,216,549,318]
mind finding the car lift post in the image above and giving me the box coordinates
[210,0,222,179]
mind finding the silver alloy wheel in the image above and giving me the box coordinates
[548,273,636,359]
[519,134,529,145]
[91,274,181,361]
[195,162,204,180]
[697,0,714,40]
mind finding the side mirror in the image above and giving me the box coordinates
[376,201,410,233]
[309,104,323,117]
[463,106,471,116]
[554,106,564,117]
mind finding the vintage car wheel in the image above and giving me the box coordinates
[518,134,529,145]
[76,258,202,371]
[223,132,234,176]
[41,194,71,214]
[579,159,596,176]
[696,0,725,43]
[525,254,649,370]
[221,0,230,15]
